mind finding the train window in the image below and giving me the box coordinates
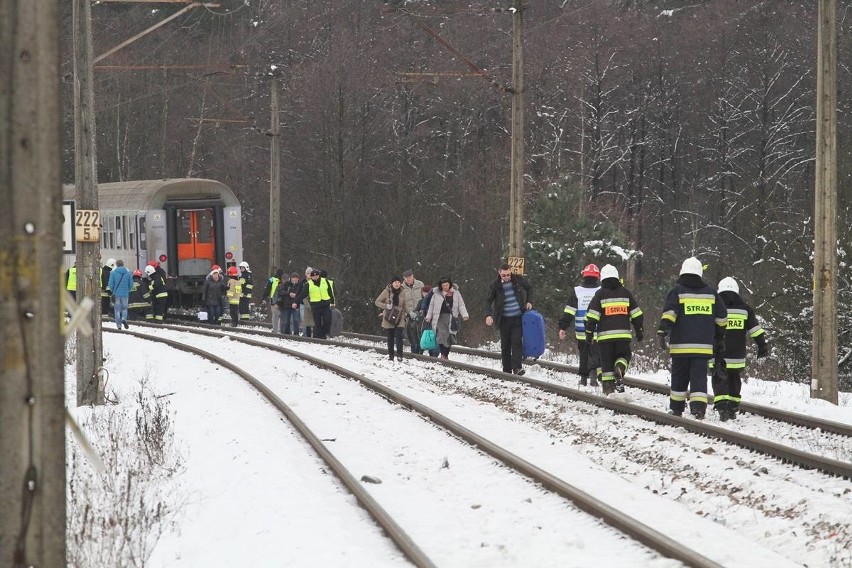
[103,216,114,250]
[177,210,192,244]
[115,216,123,249]
[128,216,135,250]
[198,209,214,243]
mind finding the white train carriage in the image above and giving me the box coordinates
[63,178,243,304]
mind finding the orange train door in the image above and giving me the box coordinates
[176,208,215,266]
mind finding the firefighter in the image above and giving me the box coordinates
[145,264,168,322]
[558,264,601,386]
[101,258,116,313]
[657,257,727,419]
[128,269,152,321]
[712,277,769,421]
[584,264,644,395]
[238,261,253,321]
[226,266,243,327]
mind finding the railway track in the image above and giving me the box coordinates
[135,318,852,479]
[110,324,731,568]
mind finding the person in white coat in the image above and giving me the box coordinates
[425,276,469,359]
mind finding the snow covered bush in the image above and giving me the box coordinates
[67,377,186,568]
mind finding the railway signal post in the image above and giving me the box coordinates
[0,0,67,565]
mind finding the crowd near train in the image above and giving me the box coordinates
[62,178,768,424]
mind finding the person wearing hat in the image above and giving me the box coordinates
[375,275,413,361]
[128,269,152,321]
[558,264,602,386]
[415,285,440,357]
[712,277,770,421]
[583,264,644,395]
[657,257,727,419]
[276,272,304,335]
[238,261,253,321]
[401,269,425,354]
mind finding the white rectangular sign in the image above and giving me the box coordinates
[62,201,75,254]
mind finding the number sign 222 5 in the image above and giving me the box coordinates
[75,209,101,242]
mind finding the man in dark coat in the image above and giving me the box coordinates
[483,263,533,375]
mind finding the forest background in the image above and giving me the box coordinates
[59,0,852,388]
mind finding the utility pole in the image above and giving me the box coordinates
[0,0,66,565]
[508,0,525,271]
[812,0,839,404]
[267,77,281,277]
[74,0,105,406]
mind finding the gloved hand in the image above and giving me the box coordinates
[757,344,770,358]
[658,334,668,350]
[635,329,644,342]
[409,311,418,320]
[585,331,594,344]
[713,357,727,381]
[714,338,726,357]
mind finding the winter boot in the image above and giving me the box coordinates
[578,376,588,386]
[614,364,626,393]
[589,371,599,387]
[601,380,615,395]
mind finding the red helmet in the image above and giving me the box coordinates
[147,260,159,268]
[211,264,221,272]
[227,266,239,276]
[132,269,142,277]
[581,264,600,278]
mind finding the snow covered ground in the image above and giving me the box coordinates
[66,329,852,568]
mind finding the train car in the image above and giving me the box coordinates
[63,178,243,305]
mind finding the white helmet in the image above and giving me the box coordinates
[144,265,156,276]
[106,258,117,269]
[680,256,703,277]
[238,261,250,270]
[600,264,619,281]
[717,276,739,295]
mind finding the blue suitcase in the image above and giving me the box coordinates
[522,310,546,359]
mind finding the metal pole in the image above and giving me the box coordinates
[268,77,281,277]
[0,0,66,565]
[508,0,525,262]
[74,0,105,406]
[812,0,839,404]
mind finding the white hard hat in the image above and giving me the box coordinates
[239,261,249,270]
[144,265,156,276]
[717,276,739,295]
[106,258,116,269]
[600,264,619,281]
[680,256,703,277]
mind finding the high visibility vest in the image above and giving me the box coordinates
[307,278,332,302]
[269,277,280,299]
[66,267,77,291]
[227,280,242,304]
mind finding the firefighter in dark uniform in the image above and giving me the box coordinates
[584,264,644,395]
[145,264,169,322]
[657,257,727,419]
[101,258,116,313]
[238,261,253,321]
[712,276,769,421]
[128,269,152,321]
[558,264,601,386]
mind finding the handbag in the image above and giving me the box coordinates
[450,316,460,334]
[420,328,438,351]
[383,304,402,325]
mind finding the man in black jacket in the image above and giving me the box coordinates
[484,263,533,375]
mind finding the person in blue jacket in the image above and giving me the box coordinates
[107,259,133,329]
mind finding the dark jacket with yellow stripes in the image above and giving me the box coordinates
[584,278,643,341]
[718,291,767,369]
[657,274,726,357]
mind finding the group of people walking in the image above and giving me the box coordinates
[557,257,768,420]
[370,257,768,423]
